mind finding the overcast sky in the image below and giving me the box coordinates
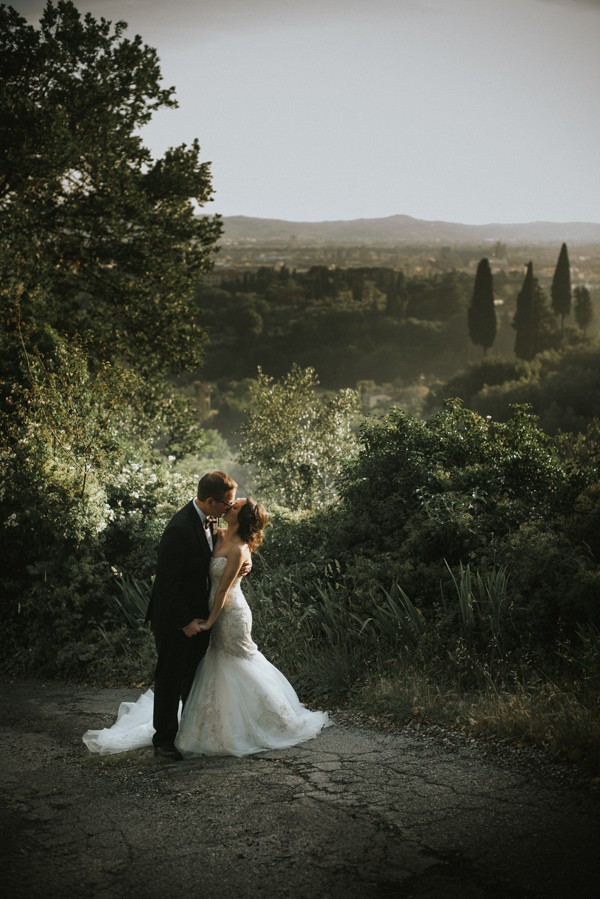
[11,0,600,224]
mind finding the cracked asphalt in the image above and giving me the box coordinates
[1,677,599,898]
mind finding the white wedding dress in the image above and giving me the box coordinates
[83,556,330,757]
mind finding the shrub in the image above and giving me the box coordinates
[249,399,599,693]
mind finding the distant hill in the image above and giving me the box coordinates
[212,214,600,245]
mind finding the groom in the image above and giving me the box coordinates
[146,470,238,760]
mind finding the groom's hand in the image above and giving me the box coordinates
[182,619,204,637]
[239,558,252,577]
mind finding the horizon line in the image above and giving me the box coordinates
[197,211,600,228]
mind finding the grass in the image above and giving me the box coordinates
[353,667,600,770]
[245,558,600,774]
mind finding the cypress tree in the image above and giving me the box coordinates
[532,279,556,355]
[513,262,536,360]
[468,258,496,355]
[551,242,571,331]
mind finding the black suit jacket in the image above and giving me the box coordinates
[146,500,212,637]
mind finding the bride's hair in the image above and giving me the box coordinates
[237,498,269,551]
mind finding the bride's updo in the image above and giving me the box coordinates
[237,498,269,551]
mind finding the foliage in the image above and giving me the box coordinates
[242,398,600,764]
[0,404,190,679]
[113,574,153,629]
[239,365,359,509]
[468,258,497,355]
[0,1,224,680]
[404,270,469,320]
[0,326,194,679]
[194,268,473,388]
[249,400,597,680]
[336,400,577,557]
[551,242,572,329]
[204,378,257,445]
[10,326,143,497]
[513,262,557,361]
[574,286,593,336]
[1,0,221,379]
[427,356,528,410]
[428,343,600,435]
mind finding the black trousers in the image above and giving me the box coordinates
[152,627,210,748]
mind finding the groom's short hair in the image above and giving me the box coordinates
[197,471,237,502]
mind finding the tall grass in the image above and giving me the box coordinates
[246,558,600,771]
[108,556,600,769]
[113,573,151,628]
[245,561,373,697]
[246,558,516,696]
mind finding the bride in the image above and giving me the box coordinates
[83,498,330,758]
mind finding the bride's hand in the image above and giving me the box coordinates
[182,618,204,637]
[197,619,211,631]
[239,557,252,577]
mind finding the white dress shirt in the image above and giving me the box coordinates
[193,498,213,551]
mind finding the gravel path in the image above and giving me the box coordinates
[1,677,599,898]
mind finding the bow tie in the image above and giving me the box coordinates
[204,517,217,529]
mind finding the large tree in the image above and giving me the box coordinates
[467,258,496,355]
[550,242,571,332]
[0,1,225,676]
[0,0,221,377]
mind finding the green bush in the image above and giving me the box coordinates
[248,399,599,699]
[430,342,600,434]
[0,337,191,676]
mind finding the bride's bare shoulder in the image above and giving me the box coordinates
[213,539,244,562]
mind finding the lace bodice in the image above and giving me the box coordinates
[208,555,257,658]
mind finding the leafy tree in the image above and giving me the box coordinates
[0,2,222,678]
[574,286,593,336]
[429,343,600,436]
[239,365,359,510]
[468,258,496,355]
[385,270,408,316]
[15,328,140,499]
[0,0,221,378]
[551,242,571,331]
[532,278,558,355]
[195,265,476,387]
[426,356,527,412]
[335,400,578,568]
[0,322,196,678]
[405,271,469,321]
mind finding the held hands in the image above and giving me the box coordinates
[182,618,206,637]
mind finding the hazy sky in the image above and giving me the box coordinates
[10,0,600,224]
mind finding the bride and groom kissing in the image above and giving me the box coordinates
[83,471,330,758]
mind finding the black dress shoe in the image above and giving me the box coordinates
[154,745,183,761]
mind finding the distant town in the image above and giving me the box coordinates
[208,236,600,301]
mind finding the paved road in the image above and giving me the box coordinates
[1,678,599,898]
